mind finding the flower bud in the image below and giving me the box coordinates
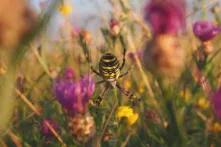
[80,30,92,44]
[193,21,221,42]
[110,18,120,36]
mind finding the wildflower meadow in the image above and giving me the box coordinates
[1,0,221,146]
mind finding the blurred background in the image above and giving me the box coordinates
[29,0,221,39]
[1,0,221,146]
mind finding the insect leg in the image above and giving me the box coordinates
[116,82,140,105]
[119,67,131,78]
[96,80,105,85]
[92,85,109,106]
[116,82,130,97]
[90,65,102,77]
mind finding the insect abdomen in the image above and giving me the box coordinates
[99,53,120,81]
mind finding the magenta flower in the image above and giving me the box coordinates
[53,68,95,114]
[110,18,119,30]
[144,0,185,35]
[193,21,221,42]
[40,118,59,138]
[212,88,221,119]
[80,75,95,101]
[63,67,75,79]
[53,78,81,113]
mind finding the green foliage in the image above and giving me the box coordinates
[1,0,221,147]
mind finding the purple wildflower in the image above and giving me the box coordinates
[80,75,95,102]
[212,88,221,119]
[40,118,59,137]
[53,78,81,113]
[193,21,221,42]
[53,68,95,114]
[63,67,75,79]
[144,0,185,35]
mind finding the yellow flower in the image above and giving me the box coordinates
[116,106,133,118]
[197,98,209,109]
[180,90,191,102]
[128,112,139,125]
[116,106,138,125]
[210,122,221,133]
[59,4,72,16]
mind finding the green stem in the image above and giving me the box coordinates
[32,48,51,78]
[95,88,118,147]
[166,100,184,147]
[120,132,132,147]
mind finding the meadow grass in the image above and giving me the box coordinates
[1,0,221,147]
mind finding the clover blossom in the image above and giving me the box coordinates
[144,0,185,36]
[193,21,221,42]
[53,68,95,115]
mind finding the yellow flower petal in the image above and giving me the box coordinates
[197,98,209,109]
[116,106,133,119]
[59,4,72,16]
[116,106,139,125]
[211,122,221,132]
[127,112,139,125]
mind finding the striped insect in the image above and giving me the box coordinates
[90,51,137,106]
[80,32,139,106]
[91,46,141,106]
[95,53,124,85]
